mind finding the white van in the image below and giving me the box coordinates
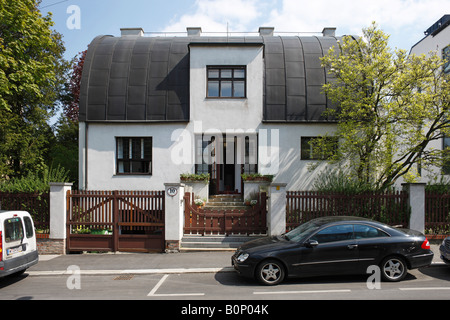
[0,211,39,277]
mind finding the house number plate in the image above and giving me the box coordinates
[167,187,178,197]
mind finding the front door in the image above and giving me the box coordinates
[196,134,258,195]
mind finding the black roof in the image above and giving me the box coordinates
[79,34,341,123]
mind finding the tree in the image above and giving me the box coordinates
[315,22,450,190]
[63,50,86,122]
[0,0,69,178]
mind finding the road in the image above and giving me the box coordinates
[0,264,449,301]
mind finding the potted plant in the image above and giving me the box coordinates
[194,198,205,208]
[241,173,274,182]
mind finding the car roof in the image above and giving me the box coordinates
[0,210,29,216]
[311,216,377,226]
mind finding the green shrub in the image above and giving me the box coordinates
[0,165,70,193]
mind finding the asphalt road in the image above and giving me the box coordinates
[0,263,449,301]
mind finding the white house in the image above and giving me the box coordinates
[78,26,340,193]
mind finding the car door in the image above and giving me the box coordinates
[354,223,391,272]
[3,215,25,260]
[294,224,359,277]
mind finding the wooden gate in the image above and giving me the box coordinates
[184,192,267,235]
[66,190,165,253]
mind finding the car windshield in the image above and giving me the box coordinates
[284,220,321,242]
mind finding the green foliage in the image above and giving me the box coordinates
[312,167,377,194]
[180,173,210,183]
[0,0,69,179]
[317,22,450,190]
[241,173,274,182]
[49,116,79,188]
[0,165,70,193]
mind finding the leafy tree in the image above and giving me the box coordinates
[0,0,69,179]
[49,116,78,188]
[63,50,86,122]
[314,22,450,190]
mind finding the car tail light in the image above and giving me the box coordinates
[0,231,2,261]
[421,238,430,250]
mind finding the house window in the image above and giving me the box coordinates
[116,137,152,175]
[301,137,338,160]
[207,66,246,98]
[443,136,450,175]
[443,44,450,74]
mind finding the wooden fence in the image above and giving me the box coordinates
[0,192,50,232]
[184,192,267,235]
[286,191,410,231]
[425,192,450,234]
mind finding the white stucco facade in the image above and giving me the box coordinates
[78,42,336,191]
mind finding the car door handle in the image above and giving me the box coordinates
[347,244,358,250]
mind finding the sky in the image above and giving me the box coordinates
[39,0,450,61]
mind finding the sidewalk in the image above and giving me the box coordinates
[28,251,235,276]
[28,245,444,276]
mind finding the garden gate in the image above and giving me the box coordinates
[66,190,165,253]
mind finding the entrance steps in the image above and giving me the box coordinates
[204,194,248,210]
[180,235,264,251]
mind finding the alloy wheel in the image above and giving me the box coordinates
[381,257,407,282]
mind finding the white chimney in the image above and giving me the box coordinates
[259,27,274,36]
[120,28,144,37]
[322,27,336,37]
[187,27,202,37]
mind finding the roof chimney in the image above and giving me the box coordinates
[322,27,336,37]
[259,27,274,36]
[187,27,202,37]
[120,28,144,37]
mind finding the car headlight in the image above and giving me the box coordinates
[237,252,249,263]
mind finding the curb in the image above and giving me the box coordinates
[27,266,236,277]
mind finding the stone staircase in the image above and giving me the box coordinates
[181,194,266,250]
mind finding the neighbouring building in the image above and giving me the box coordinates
[410,14,450,177]
[79,26,341,193]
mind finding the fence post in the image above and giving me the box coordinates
[402,183,426,233]
[164,183,185,252]
[268,183,287,236]
[49,182,73,254]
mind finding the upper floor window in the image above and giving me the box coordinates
[207,66,246,98]
[443,44,450,74]
[116,137,152,175]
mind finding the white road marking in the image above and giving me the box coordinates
[399,287,450,291]
[147,274,204,297]
[254,289,351,295]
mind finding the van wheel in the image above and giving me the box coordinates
[255,259,285,285]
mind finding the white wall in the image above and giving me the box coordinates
[188,45,264,131]
[79,122,193,191]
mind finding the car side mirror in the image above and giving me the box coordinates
[305,240,319,248]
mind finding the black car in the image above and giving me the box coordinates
[232,216,434,285]
[440,237,450,264]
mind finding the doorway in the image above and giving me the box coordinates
[195,133,257,195]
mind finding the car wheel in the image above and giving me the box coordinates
[255,259,285,286]
[380,256,407,282]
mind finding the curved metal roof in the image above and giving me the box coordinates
[79,34,340,122]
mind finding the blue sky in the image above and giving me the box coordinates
[39,0,450,61]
